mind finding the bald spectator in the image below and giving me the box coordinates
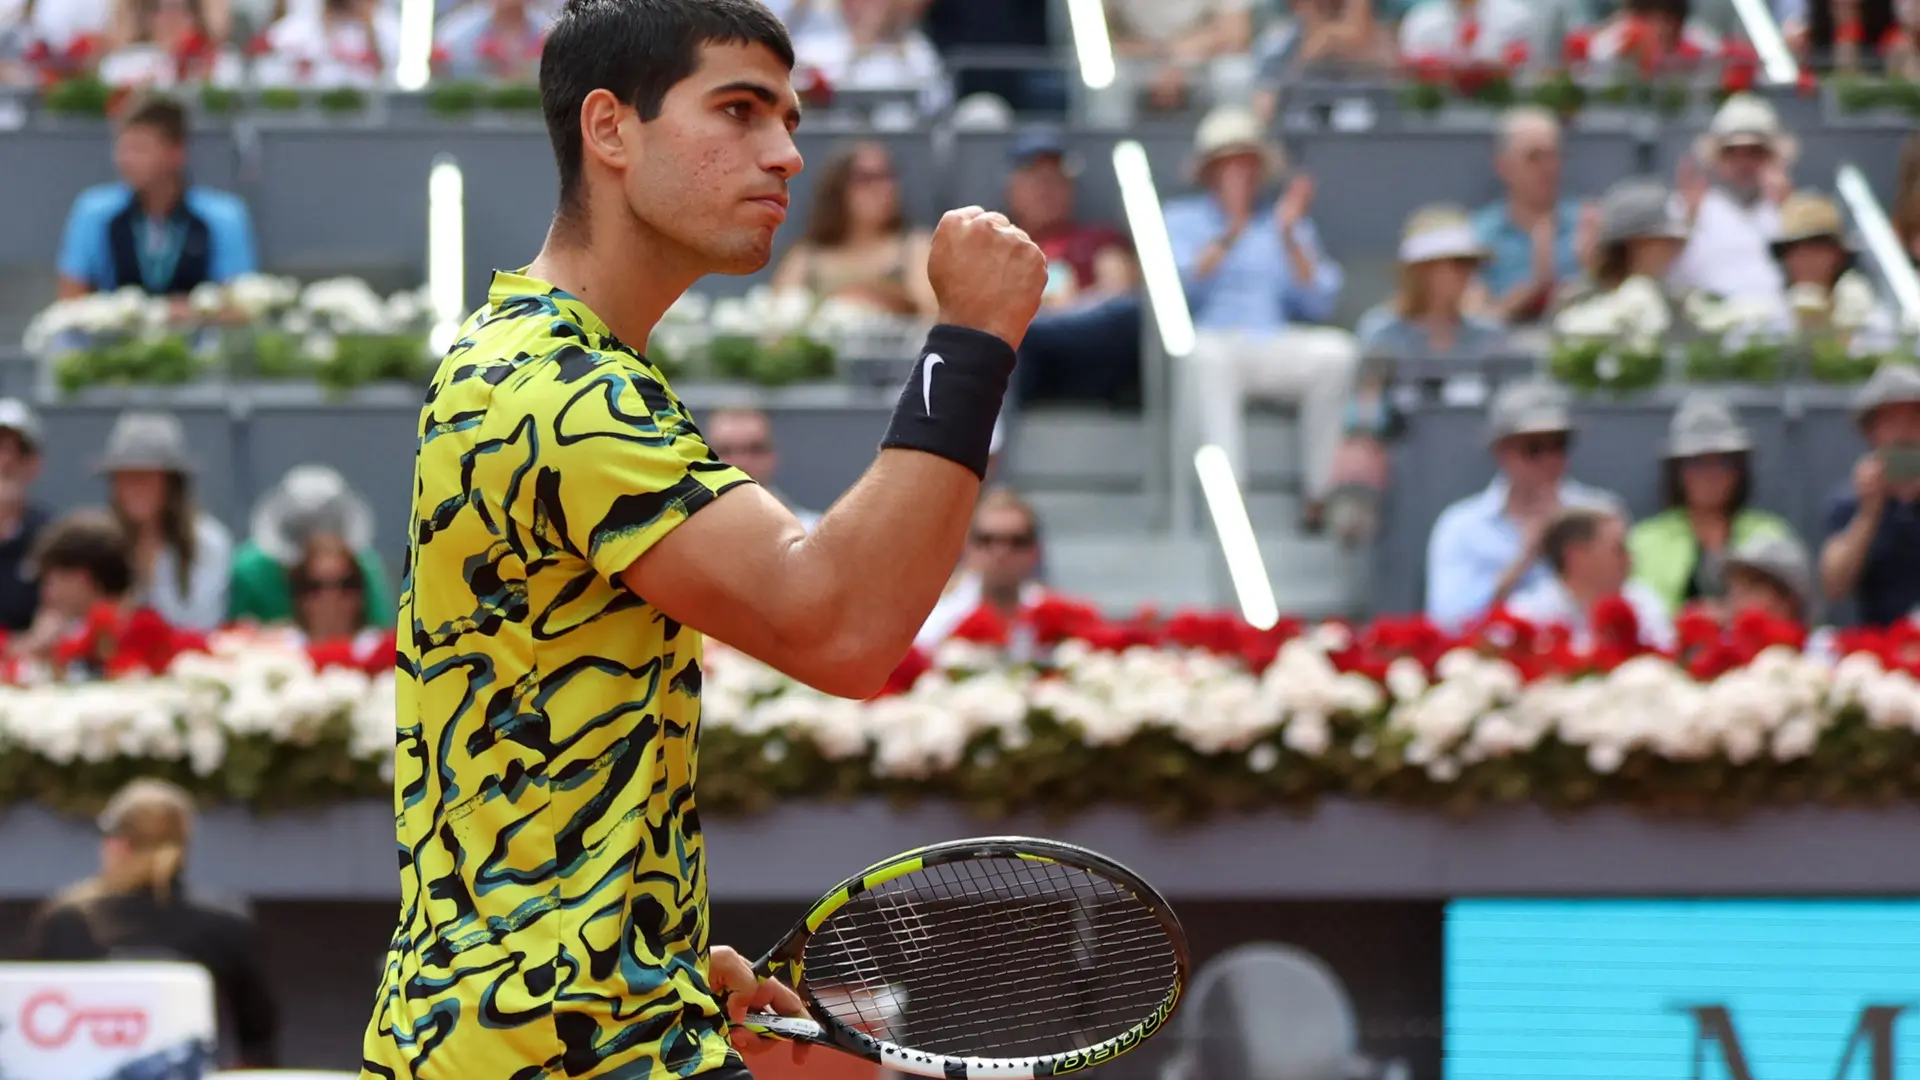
[704,407,821,533]
[1472,106,1593,325]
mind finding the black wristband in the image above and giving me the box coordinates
[880,324,1016,480]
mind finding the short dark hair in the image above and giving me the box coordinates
[121,94,189,146]
[1541,506,1617,575]
[34,509,135,598]
[541,0,795,218]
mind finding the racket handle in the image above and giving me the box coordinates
[740,1013,829,1043]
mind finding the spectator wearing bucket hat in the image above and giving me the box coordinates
[1560,176,1691,309]
[1721,531,1843,661]
[0,398,51,632]
[1669,93,1795,303]
[1425,379,1623,630]
[97,410,232,631]
[1766,190,1899,350]
[228,464,393,628]
[1164,105,1357,532]
[1821,364,1920,626]
[1627,393,1797,617]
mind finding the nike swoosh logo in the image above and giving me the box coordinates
[922,353,944,416]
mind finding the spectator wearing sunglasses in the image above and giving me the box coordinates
[286,533,388,662]
[1627,394,1796,619]
[1425,379,1622,631]
[914,488,1046,652]
[229,463,392,627]
[703,407,820,533]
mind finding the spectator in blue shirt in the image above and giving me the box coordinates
[1821,364,1920,627]
[56,95,256,301]
[1163,105,1357,532]
[1425,379,1622,630]
[1471,106,1593,325]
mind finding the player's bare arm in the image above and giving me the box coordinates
[626,206,1048,699]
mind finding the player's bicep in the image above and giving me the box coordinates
[620,484,822,670]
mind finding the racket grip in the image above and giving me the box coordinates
[740,1013,828,1043]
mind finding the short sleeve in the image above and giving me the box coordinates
[505,350,754,582]
[201,193,259,281]
[57,191,114,288]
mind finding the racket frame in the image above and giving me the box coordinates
[742,836,1189,1080]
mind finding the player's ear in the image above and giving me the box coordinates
[579,88,633,173]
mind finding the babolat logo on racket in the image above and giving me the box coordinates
[735,836,1190,1080]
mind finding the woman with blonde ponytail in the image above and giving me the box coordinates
[24,778,281,1069]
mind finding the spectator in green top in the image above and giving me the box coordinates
[1628,392,1796,618]
[227,465,391,627]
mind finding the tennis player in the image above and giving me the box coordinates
[358,0,1046,1077]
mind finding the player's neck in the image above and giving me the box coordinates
[527,223,702,352]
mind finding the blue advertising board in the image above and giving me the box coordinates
[1446,899,1920,1079]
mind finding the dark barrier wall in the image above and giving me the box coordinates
[0,899,1446,1080]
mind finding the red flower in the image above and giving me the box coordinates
[66,34,101,61]
[1024,595,1104,646]
[875,648,931,698]
[1721,56,1757,93]
[1674,39,1704,62]
[1406,55,1453,85]
[948,606,1010,647]
[1502,39,1530,68]
[1459,19,1480,50]
[245,33,274,57]
[308,639,358,672]
[1881,26,1910,55]
[1836,17,1864,45]
[1794,69,1818,95]
[1589,595,1642,653]
[1727,608,1806,655]
[1674,608,1722,650]
[23,40,50,64]
[1563,28,1592,63]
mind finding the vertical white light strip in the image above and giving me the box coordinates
[1194,445,1279,630]
[1837,164,1920,321]
[427,156,466,356]
[1064,0,1117,90]
[395,0,436,91]
[1726,0,1800,85]
[1113,141,1196,359]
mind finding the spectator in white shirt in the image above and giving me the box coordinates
[434,0,546,81]
[1670,94,1794,304]
[915,488,1048,653]
[24,0,117,51]
[97,0,242,88]
[791,0,950,115]
[1397,0,1534,64]
[1587,0,1721,65]
[258,0,398,87]
[1508,505,1676,651]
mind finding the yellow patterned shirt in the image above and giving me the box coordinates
[361,271,753,1080]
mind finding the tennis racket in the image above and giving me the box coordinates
[734,836,1189,1079]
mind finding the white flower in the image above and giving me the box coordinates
[1612,275,1673,338]
[1831,271,1881,330]
[1553,293,1625,338]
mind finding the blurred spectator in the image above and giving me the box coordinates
[1358,205,1509,366]
[1723,532,1817,627]
[434,0,545,82]
[1425,379,1622,630]
[1101,0,1254,112]
[0,400,49,634]
[260,0,399,87]
[1397,0,1534,64]
[704,407,821,532]
[285,533,385,655]
[1821,365,1920,626]
[1002,129,1143,409]
[97,0,240,87]
[24,778,280,1069]
[1670,94,1793,303]
[1558,177,1689,308]
[57,96,257,301]
[764,0,830,36]
[1508,505,1676,650]
[772,141,937,320]
[1804,0,1896,66]
[791,0,951,115]
[915,487,1047,652]
[7,508,134,662]
[1628,393,1795,618]
[22,0,116,53]
[1282,0,1395,70]
[228,464,392,626]
[1588,0,1721,64]
[1473,106,1593,325]
[1165,107,1355,532]
[919,0,1063,113]
[99,410,233,631]
[1768,191,1899,348]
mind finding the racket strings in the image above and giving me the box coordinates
[802,856,1180,1060]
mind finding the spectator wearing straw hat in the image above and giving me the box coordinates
[24,778,280,1069]
[1670,93,1795,303]
[228,463,392,627]
[1821,365,1920,626]
[98,410,232,631]
[1357,204,1511,368]
[0,398,51,632]
[1627,393,1797,618]
[1425,379,1622,630]
[1164,105,1356,533]
[1767,190,1900,350]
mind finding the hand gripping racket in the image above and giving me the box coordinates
[735,836,1189,1079]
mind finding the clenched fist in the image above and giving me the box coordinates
[927,206,1048,350]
